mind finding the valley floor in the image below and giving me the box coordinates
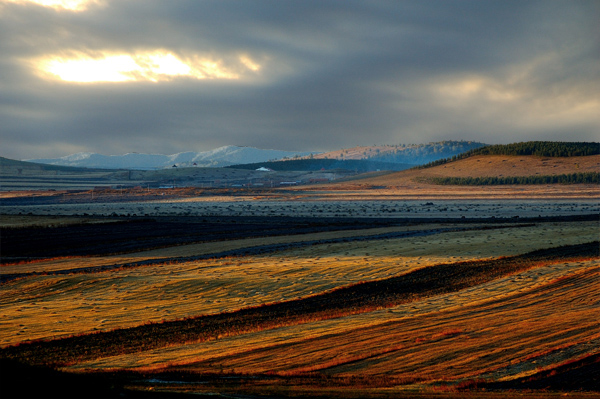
[0,198,599,398]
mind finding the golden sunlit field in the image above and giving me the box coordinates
[1,201,599,398]
[2,220,595,347]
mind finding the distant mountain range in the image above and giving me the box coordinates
[26,146,316,170]
[26,142,490,171]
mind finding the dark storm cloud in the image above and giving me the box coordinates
[1,0,598,159]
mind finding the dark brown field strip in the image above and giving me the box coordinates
[484,352,600,391]
[3,215,398,260]
[1,241,597,367]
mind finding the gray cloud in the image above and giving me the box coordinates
[1,0,598,159]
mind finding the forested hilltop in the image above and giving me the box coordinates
[428,172,600,186]
[470,141,599,157]
[418,141,599,169]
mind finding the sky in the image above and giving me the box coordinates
[1,0,598,160]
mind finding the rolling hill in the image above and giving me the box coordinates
[0,157,138,191]
[0,157,110,174]
[322,144,600,189]
[26,146,316,170]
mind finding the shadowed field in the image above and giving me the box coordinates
[1,210,599,398]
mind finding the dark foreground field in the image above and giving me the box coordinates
[1,213,599,398]
[1,356,599,399]
[1,214,456,261]
[1,213,592,261]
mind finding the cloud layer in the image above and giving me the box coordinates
[1,0,598,159]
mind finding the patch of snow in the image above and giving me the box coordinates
[26,146,315,170]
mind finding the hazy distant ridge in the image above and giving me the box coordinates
[25,141,489,170]
[312,141,487,164]
[26,146,315,170]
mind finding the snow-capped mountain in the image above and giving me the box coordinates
[26,146,315,169]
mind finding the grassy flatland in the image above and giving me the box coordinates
[2,241,597,365]
[1,224,454,274]
[68,258,598,374]
[1,221,595,347]
[0,213,598,397]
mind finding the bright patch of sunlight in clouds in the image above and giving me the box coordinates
[39,51,261,83]
[435,77,520,102]
[2,0,105,12]
[240,55,261,72]
[44,55,138,82]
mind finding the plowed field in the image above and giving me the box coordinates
[1,212,598,398]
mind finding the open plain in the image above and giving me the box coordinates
[1,153,599,398]
[1,196,599,398]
